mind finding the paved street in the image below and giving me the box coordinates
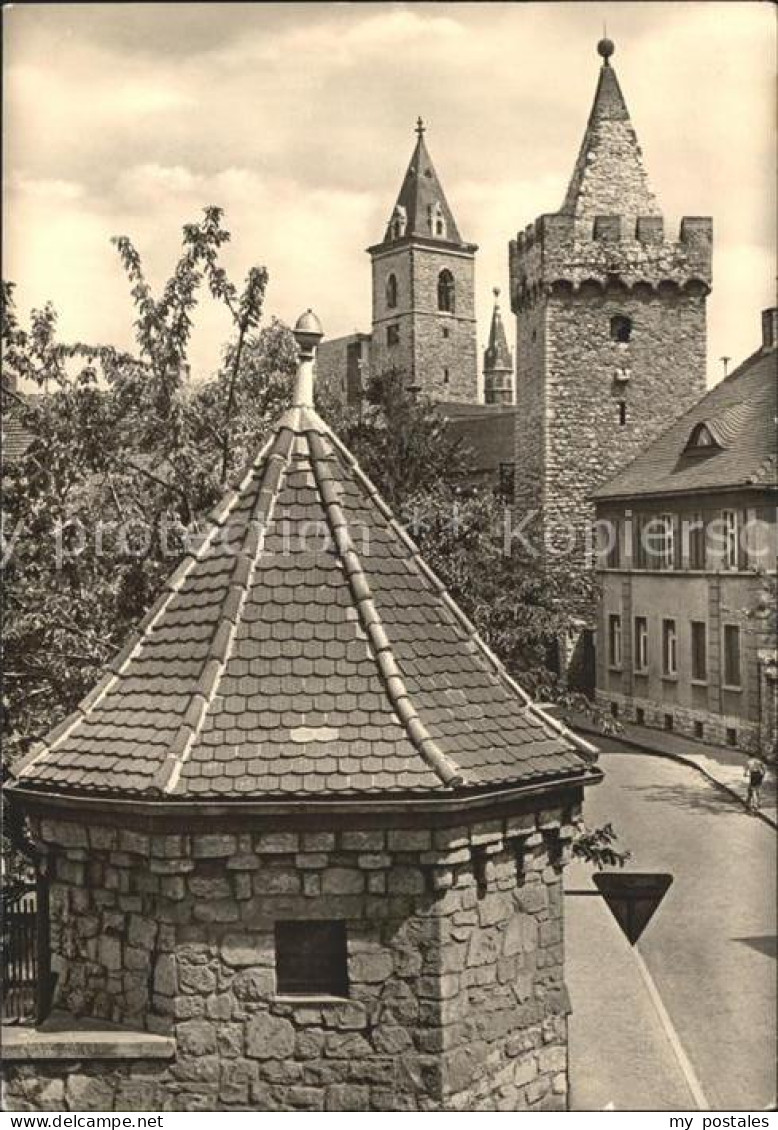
[567,743,776,1112]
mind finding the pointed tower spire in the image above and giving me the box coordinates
[383,119,463,245]
[560,39,659,224]
[483,287,513,405]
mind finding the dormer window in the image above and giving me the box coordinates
[390,205,407,241]
[386,273,398,309]
[685,422,719,453]
[428,202,446,239]
[437,269,455,313]
[610,315,633,343]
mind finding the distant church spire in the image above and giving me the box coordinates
[483,287,513,405]
[383,119,463,245]
[560,38,659,224]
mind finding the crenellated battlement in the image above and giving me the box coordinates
[509,213,712,311]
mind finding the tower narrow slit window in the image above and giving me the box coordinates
[386,273,398,310]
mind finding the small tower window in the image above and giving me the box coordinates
[387,324,399,347]
[438,269,455,313]
[443,368,450,385]
[386,273,398,309]
[442,327,449,339]
[610,315,633,343]
[618,401,627,426]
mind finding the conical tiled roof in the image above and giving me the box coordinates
[13,362,591,803]
[560,44,660,223]
[484,290,513,376]
[382,120,464,246]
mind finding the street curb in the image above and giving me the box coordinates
[570,721,778,832]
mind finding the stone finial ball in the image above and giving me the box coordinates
[293,308,324,353]
[597,37,615,60]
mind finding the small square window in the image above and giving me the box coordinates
[275,921,348,997]
[694,721,704,740]
[442,327,450,339]
[610,702,619,719]
[726,728,738,747]
[636,707,645,726]
[664,713,674,732]
[387,324,400,347]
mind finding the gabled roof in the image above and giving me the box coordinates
[440,404,517,474]
[560,43,660,223]
[483,290,513,375]
[594,345,777,501]
[380,121,465,247]
[14,390,587,804]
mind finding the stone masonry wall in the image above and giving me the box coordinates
[517,288,706,570]
[12,801,582,1112]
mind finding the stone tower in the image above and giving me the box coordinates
[6,312,600,1113]
[368,119,478,402]
[484,287,514,405]
[509,39,712,558]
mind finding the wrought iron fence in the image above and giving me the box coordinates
[2,877,51,1024]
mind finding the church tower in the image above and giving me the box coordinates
[509,39,712,555]
[483,287,514,404]
[368,119,478,402]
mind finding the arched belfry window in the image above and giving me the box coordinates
[610,315,633,343]
[438,269,455,313]
[386,273,398,309]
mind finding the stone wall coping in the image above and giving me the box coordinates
[1,1013,175,1062]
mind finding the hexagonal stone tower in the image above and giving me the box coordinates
[7,312,600,1113]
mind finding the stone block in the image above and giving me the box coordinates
[128,914,158,950]
[160,875,186,901]
[324,1031,372,1059]
[320,1000,368,1029]
[433,825,469,851]
[98,935,122,971]
[367,873,386,894]
[178,963,216,995]
[206,992,234,1021]
[322,867,364,895]
[246,1013,295,1059]
[253,869,301,895]
[221,934,273,968]
[192,834,237,858]
[255,832,299,853]
[42,819,88,849]
[302,832,335,852]
[470,819,503,846]
[193,899,239,924]
[177,1018,217,1055]
[387,867,425,895]
[232,967,275,1001]
[505,813,536,838]
[66,1073,114,1111]
[119,829,150,856]
[296,1028,326,1058]
[226,854,261,870]
[188,874,232,900]
[295,852,328,869]
[341,830,385,851]
[303,873,321,897]
[387,828,431,852]
[349,949,393,984]
[326,1084,370,1111]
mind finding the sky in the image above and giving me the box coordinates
[4,1,776,387]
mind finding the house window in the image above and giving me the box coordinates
[690,621,707,682]
[386,274,398,309]
[610,315,633,343]
[726,727,738,747]
[723,625,741,688]
[634,617,648,672]
[437,269,455,313]
[443,368,450,385]
[602,519,620,568]
[664,713,674,732]
[442,327,449,339]
[656,514,676,570]
[662,619,677,677]
[685,422,718,452]
[687,514,706,570]
[694,721,704,740]
[610,702,619,719]
[633,514,648,569]
[608,614,622,668]
[722,509,739,570]
[636,707,646,726]
[618,400,627,426]
[275,921,348,997]
[498,462,515,503]
[387,324,400,348]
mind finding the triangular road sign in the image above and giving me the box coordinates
[593,872,673,945]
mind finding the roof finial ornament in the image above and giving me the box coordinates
[416,116,425,138]
[493,286,501,303]
[292,308,324,408]
[597,31,615,64]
